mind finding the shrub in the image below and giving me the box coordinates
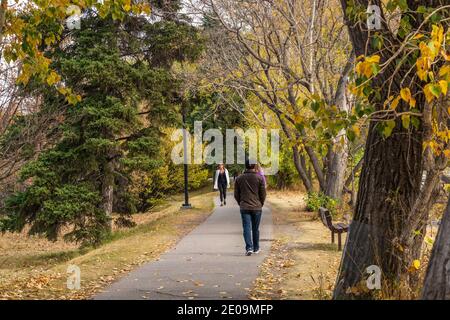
[305,192,338,215]
[267,147,300,189]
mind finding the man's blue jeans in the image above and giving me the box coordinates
[240,210,262,252]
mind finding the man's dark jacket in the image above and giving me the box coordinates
[234,170,266,211]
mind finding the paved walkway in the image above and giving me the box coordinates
[95,193,273,300]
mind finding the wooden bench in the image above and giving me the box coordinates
[318,207,349,251]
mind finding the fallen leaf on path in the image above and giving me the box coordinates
[193,281,204,287]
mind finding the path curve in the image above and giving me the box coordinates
[95,193,273,300]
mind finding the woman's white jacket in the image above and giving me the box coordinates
[213,169,230,190]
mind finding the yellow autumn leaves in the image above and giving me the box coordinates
[355,55,380,79]
[423,126,450,159]
[351,55,381,97]
[351,23,449,158]
[415,25,445,81]
[423,81,448,103]
[4,1,151,106]
[415,24,449,103]
[385,88,416,111]
[407,259,421,273]
[415,24,449,159]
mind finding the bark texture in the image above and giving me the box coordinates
[422,198,450,300]
[333,0,435,298]
[333,115,424,298]
[325,55,353,199]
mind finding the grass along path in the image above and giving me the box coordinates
[95,191,272,300]
[249,190,440,300]
[0,189,215,300]
[250,190,344,300]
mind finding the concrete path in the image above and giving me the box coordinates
[95,193,273,300]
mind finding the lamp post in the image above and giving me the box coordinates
[181,107,192,209]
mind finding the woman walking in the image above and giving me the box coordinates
[255,163,267,188]
[214,164,230,206]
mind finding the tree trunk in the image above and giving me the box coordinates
[304,143,326,191]
[0,0,7,40]
[325,55,352,200]
[422,198,450,299]
[293,146,313,192]
[333,0,431,298]
[276,113,314,192]
[325,140,348,199]
[333,115,424,298]
[300,154,312,183]
[344,158,364,188]
[102,160,115,230]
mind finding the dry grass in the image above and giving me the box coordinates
[251,190,344,300]
[0,189,215,300]
[251,189,445,300]
[2,185,443,300]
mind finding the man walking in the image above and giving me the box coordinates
[234,161,266,256]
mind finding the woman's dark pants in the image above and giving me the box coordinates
[218,183,227,202]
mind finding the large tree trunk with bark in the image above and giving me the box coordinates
[333,115,424,298]
[422,198,450,300]
[333,0,434,299]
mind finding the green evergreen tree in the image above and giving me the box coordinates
[0,6,204,246]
